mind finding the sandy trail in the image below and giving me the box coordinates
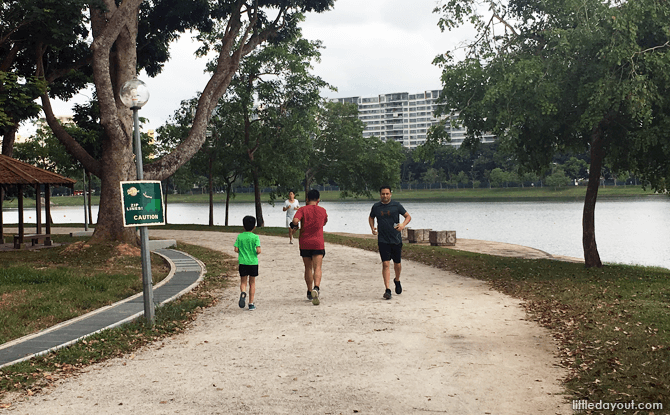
[7,229,570,414]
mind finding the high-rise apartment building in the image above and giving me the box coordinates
[333,90,495,149]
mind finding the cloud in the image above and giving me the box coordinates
[19,0,467,137]
[141,36,211,131]
[301,0,449,98]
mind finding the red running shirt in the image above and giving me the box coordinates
[293,204,328,250]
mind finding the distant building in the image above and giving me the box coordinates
[332,90,496,149]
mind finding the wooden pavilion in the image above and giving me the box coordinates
[0,154,76,248]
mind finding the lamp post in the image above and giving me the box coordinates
[119,77,154,326]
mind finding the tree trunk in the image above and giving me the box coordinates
[1,125,18,157]
[582,128,604,268]
[304,168,315,195]
[252,166,264,227]
[225,183,231,226]
[89,135,139,244]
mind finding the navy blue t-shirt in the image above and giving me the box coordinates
[370,200,407,245]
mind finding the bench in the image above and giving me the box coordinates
[13,233,52,249]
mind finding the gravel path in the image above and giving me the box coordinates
[6,229,570,414]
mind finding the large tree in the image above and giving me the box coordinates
[157,97,247,226]
[216,28,329,226]
[30,0,332,244]
[433,0,670,267]
[306,101,405,197]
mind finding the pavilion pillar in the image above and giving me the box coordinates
[18,184,24,246]
[45,184,52,245]
[36,184,42,234]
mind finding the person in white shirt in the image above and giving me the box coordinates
[282,190,300,244]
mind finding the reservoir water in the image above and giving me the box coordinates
[4,198,669,270]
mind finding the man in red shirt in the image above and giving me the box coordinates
[291,189,328,305]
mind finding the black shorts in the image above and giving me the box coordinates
[378,242,402,263]
[239,264,259,277]
[300,249,326,258]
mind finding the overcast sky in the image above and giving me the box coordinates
[24,0,473,136]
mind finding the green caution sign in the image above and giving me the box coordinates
[120,181,165,227]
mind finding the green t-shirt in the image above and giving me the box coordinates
[234,232,260,265]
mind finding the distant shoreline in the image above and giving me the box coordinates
[1,185,665,208]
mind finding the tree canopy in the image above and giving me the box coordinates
[307,101,404,197]
[4,0,334,244]
[433,0,670,267]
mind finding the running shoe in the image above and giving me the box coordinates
[248,303,256,311]
[383,289,392,300]
[311,288,320,306]
[238,292,246,308]
[394,279,402,295]
[307,290,313,301]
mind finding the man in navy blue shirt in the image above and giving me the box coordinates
[369,186,412,300]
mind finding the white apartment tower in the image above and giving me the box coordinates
[333,90,495,149]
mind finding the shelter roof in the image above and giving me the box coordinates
[0,154,76,186]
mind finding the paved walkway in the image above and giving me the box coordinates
[0,248,204,368]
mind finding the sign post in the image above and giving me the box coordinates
[119,76,155,325]
[120,180,164,326]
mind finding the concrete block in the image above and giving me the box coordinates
[69,230,94,237]
[429,230,457,246]
[407,228,431,244]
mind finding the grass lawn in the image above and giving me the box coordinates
[1,226,668,411]
[0,235,233,402]
[0,235,170,344]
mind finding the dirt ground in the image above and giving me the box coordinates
[3,229,571,414]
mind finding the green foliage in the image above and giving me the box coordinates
[488,167,510,188]
[14,128,79,178]
[433,0,670,190]
[545,167,572,188]
[563,157,589,181]
[309,101,404,197]
[407,140,647,189]
[0,72,45,134]
[433,0,670,266]
[157,96,247,199]
[0,0,91,146]
[209,28,330,216]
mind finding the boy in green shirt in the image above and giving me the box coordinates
[234,216,261,310]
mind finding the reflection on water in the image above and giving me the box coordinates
[5,198,669,269]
